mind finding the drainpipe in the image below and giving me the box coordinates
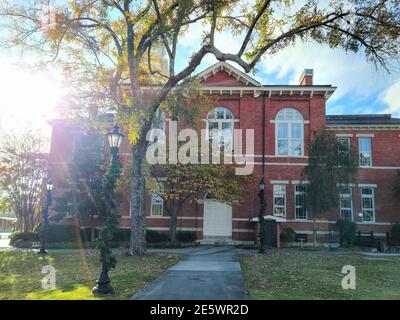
[262,92,266,175]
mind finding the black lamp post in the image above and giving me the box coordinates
[92,125,124,295]
[38,180,53,255]
[258,178,266,254]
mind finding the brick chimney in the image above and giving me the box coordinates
[299,69,313,86]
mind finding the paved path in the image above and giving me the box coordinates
[131,246,249,300]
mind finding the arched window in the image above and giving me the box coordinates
[207,107,234,151]
[275,108,304,156]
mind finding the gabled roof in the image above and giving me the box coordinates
[326,114,400,125]
[194,61,261,87]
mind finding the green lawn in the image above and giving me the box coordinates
[240,252,400,300]
[0,251,180,300]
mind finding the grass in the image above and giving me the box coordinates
[239,252,400,300]
[0,251,180,300]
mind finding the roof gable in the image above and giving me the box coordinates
[195,61,261,87]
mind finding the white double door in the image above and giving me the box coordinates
[203,200,232,238]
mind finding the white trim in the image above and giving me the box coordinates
[358,136,373,167]
[303,120,310,124]
[273,184,286,218]
[335,133,354,137]
[232,218,251,221]
[360,187,376,223]
[356,133,375,137]
[270,180,290,184]
[150,192,164,217]
[233,228,254,233]
[147,227,203,231]
[194,61,261,87]
[339,185,354,221]
[275,108,305,157]
[146,216,204,220]
[326,125,400,130]
[291,180,309,184]
[336,183,356,187]
[294,184,308,220]
[358,183,377,188]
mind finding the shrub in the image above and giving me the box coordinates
[280,228,296,242]
[391,223,400,243]
[176,231,197,243]
[146,230,170,243]
[80,228,97,242]
[10,232,38,246]
[35,224,78,243]
[112,228,131,242]
[335,219,356,246]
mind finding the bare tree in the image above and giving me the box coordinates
[0,129,47,232]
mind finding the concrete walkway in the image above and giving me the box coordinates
[131,246,249,300]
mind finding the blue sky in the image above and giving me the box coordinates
[0,3,399,140]
[174,24,400,118]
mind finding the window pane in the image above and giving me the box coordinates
[362,188,372,195]
[291,123,302,139]
[341,209,352,220]
[278,140,288,155]
[363,210,374,221]
[225,111,233,119]
[277,123,288,138]
[274,196,285,206]
[222,122,232,130]
[152,204,162,216]
[360,153,371,166]
[274,185,285,193]
[274,207,285,216]
[216,109,224,119]
[341,197,351,208]
[291,140,302,156]
[338,137,350,149]
[359,138,371,152]
[362,198,373,209]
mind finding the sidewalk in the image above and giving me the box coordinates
[131,246,249,300]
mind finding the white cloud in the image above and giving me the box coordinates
[261,40,397,101]
[381,80,400,117]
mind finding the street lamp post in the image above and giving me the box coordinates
[92,125,124,295]
[258,178,266,254]
[38,180,53,255]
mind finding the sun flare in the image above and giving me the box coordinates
[0,61,63,135]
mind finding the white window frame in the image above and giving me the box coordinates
[337,137,351,149]
[150,193,164,216]
[361,187,375,223]
[294,184,307,220]
[275,108,304,157]
[206,106,236,152]
[359,137,372,167]
[273,185,286,217]
[339,186,353,221]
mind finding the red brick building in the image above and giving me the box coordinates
[48,62,400,246]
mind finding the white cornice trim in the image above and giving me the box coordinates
[327,125,400,130]
[336,133,354,137]
[194,61,261,87]
[270,180,290,184]
[356,133,375,137]
[358,183,377,188]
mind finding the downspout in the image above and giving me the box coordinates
[262,92,266,176]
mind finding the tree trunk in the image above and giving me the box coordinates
[169,211,177,243]
[129,136,147,256]
[312,216,317,247]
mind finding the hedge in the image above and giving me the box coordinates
[10,232,38,246]
[146,230,170,243]
[176,231,197,242]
